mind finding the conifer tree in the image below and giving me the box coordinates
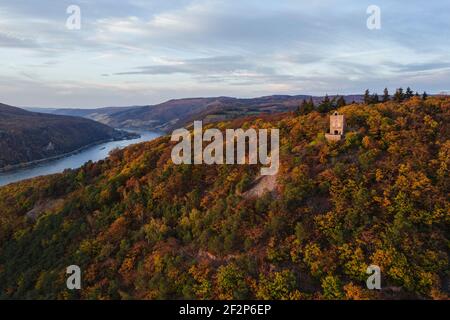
[297,98,315,115]
[372,93,379,104]
[336,96,347,108]
[405,87,414,99]
[308,97,315,109]
[364,89,371,104]
[393,88,405,102]
[382,88,390,102]
[318,94,332,113]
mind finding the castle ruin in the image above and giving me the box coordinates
[325,111,346,142]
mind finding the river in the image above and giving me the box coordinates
[0,130,161,187]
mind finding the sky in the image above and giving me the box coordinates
[0,0,449,108]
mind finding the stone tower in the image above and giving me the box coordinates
[325,111,346,142]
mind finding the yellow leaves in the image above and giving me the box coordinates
[290,165,309,181]
[215,263,249,299]
[367,113,383,135]
[79,239,98,257]
[437,140,450,179]
[343,131,360,148]
[371,248,393,271]
[321,275,344,299]
[395,116,407,129]
[34,271,47,291]
[152,253,164,274]
[119,166,132,177]
[362,136,371,149]
[256,270,299,300]
[83,264,98,283]
[302,243,337,278]
[291,145,303,154]
[382,190,392,207]
[189,263,210,283]
[410,173,432,196]
[375,169,384,182]
[152,183,166,200]
[179,215,190,228]
[188,263,213,298]
[338,244,367,280]
[372,195,383,206]
[302,243,324,277]
[13,228,27,241]
[226,170,241,184]
[423,115,438,129]
[289,239,302,263]
[430,288,449,300]
[103,216,127,242]
[389,265,405,281]
[343,282,370,300]
[395,175,409,190]
[371,247,415,290]
[266,236,291,263]
[315,212,336,235]
[119,257,135,275]
[395,164,433,198]
[318,144,330,164]
[143,218,169,244]
[398,163,409,175]
[99,187,114,204]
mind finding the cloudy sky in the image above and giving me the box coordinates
[0,0,449,108]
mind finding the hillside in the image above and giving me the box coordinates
[0,103,137,170]
[29,95,364,132]
[0,96,448,300]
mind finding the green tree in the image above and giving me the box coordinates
[216,264,249,299]
[297,99,314,115]
[393,88,405,102]
[372,93,379,104]
[405,87,414,99]
[256,270,298,300]
[321,275,344,299]
[382,88,390,102]
[336,96,347,108]
[364,89,371,104]
[318,95,332,113]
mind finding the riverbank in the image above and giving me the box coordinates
[0,131,161,187]
[0,132,140,173]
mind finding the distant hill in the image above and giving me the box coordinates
[24,106,132,121]
[0,103,137,169]
[27,94,364,132]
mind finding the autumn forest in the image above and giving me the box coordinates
[0,94,448,300]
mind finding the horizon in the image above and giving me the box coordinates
[10,89,447,110]
[1,0,449,108]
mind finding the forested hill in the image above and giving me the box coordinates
[28,94,364,132]
[0,103,136,169]
[0,96,448,299]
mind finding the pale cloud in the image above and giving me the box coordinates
[0,0,449,107]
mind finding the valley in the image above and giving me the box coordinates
[26,94,364,132]
[0,103,139,170]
